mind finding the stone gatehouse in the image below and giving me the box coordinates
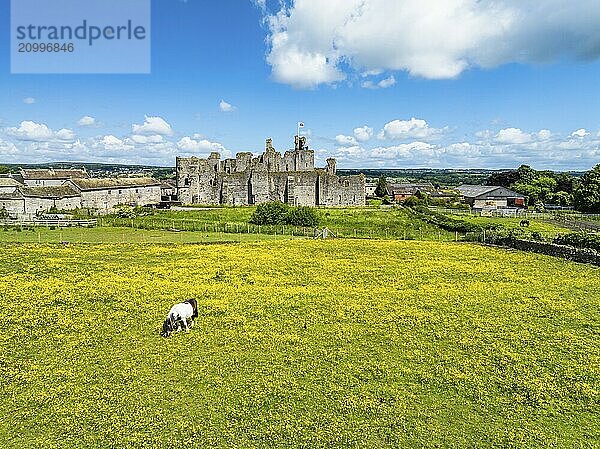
[176,137,365,207]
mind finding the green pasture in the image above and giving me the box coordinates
[99,207,458,240]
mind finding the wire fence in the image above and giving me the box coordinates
[429,207,600,221]
[97,216,472,241]
[0,215,591,244]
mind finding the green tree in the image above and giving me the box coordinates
[549,191,573,207]
[574,164,600,213]
[375,176,388,198]
[0,166,9,174]
[516,165,537,184]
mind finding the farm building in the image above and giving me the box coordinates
[387,183,435,202]
[0,177,22,194]
[0,185,81,218]
[15,168,89,187]
[457,185,526,210]
[65,178,161,210]
[0,192,24,217]
[160,180,178,202]
[365,183,377,198]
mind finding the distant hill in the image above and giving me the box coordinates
[0,163,584,187]
[1,162,175,180]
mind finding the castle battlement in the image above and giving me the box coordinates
[176,137,365,207]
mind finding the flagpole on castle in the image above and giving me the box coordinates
[297,121,304,140]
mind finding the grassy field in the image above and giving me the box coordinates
[453,215,572,235]
[0,240,598,448]
[0,226,292,244]
[99,207,457,240]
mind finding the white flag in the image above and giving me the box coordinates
[298,122,305,128]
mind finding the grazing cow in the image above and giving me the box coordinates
[520,219,530,227]
[161,299,198,337]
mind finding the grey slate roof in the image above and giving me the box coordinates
[21,168,89,180]
[0,178,22,187]
[68,177,161,191]
[457,184,524,199]
[19,185,80,199]
[456,185,498,197]
[388,182,435,195]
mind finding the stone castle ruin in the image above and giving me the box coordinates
[176,137,365,207]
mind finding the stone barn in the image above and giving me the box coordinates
[65,178,161,209]
[16,168,89,187]
[176,137,365,207]
[0,177,23,194]
[0,185,81,218]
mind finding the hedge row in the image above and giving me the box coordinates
[410,206,496,233]
[553,232,600,252]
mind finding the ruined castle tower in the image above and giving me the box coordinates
[176,137,365,207]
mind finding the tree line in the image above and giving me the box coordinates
[487,164,600,213]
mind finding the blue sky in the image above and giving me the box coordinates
[1,0,600,170]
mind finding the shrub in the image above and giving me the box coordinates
[553,233,600,252]
[249,202,320,227]
[409,206,492,233]
[285,206,320,227]
[249,202,289,225]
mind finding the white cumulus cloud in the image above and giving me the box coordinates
[219,100,237,112]
[261,0,600,88]
[23,97,36,104]
[335,134,358,146]
[495,128,533,144]
[177,136,228,154]
[130,134,165,144]
[361,75,396,89]
[571,128,590,138]
[78,116,97,127]
[6,121,76,142]
[132,116,174,136]
[378,118,447,140]
[101,135,126,150]
[55,129,76,141]
[353,126,373,142]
